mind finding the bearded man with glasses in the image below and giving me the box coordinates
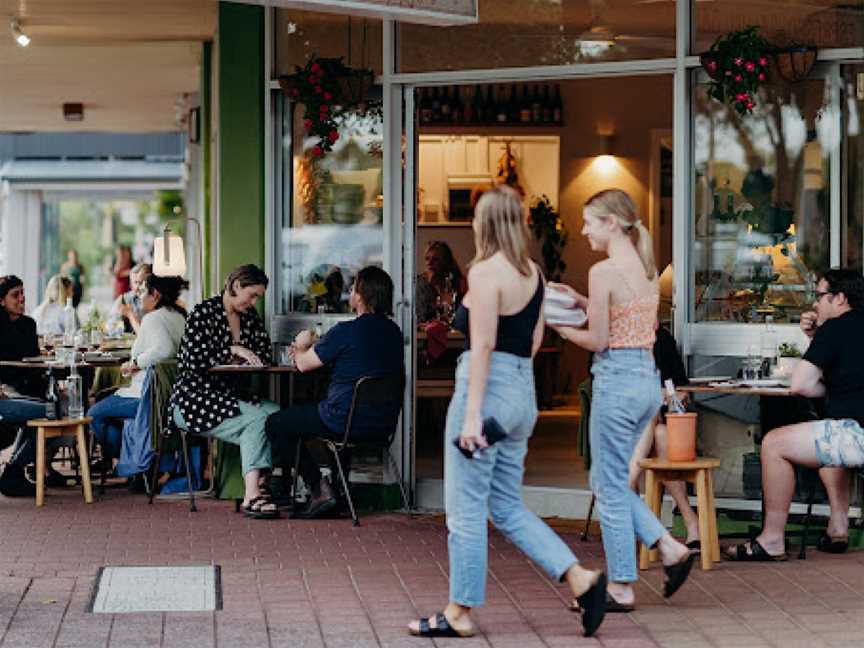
[727,269,864,561]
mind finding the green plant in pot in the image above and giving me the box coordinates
[700,26,770,116]
[528,195,567,282]
[776,342,802,378]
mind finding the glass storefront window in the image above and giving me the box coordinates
[398,0,674,73]
[694,1,864,54]
[693,71,837,324]
[277,94,384,314]
[843,64,864,274]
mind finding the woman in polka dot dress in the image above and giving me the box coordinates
[168,264,280,518]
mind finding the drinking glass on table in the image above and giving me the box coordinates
[277,343,295,368]
[742,345,761,381]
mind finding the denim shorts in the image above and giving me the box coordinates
[813,419,864,467]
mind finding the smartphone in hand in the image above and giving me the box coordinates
[453,417,508,459]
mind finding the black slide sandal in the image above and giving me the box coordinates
[243,495,280,520]
[410,612,474,638]
[575,572,607,637]
[663,552,696,598]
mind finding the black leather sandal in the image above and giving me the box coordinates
[816,533,848,554]
[663,552,696,598]
[409,612,474,638]
[724,540,787,562]
[242,495,280,520]
[574,572,607,637]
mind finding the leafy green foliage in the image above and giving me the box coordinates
[528,195,567,282]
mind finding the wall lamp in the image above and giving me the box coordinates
[10,18,30,47]
[153,211,203,287]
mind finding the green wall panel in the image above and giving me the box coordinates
[218,2,264,290]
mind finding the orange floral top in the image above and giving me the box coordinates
[608,292,659,349]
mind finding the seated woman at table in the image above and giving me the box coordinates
[168,264,280,519]
[0,275,51,497]
[416,241,467,323]
[31,274,76,337]
[88,274,188,468]
[265,266,404,519]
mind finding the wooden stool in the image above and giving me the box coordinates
[27,418,93,507]
[639,457,721,571]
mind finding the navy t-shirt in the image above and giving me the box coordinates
[314,314,404,436]
[802,309,864,426]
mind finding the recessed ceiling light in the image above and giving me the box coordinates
[10,18,30,47]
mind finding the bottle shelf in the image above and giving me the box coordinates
[418,124,564,135]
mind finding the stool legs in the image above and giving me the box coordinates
[707,470,720,563]
[76,424,93,504]
[640,469,660,569]
[36,428,46,507]
[695,469,713,571]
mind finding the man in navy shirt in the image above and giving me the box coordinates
[727,269,864,561]
[266,266,404,518]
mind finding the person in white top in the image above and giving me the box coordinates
[88,274,188,466]
[31,274,76,337]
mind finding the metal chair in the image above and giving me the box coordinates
[291,373,408,526]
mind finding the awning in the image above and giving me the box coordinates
[0,159,185,192]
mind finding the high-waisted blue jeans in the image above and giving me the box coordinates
[591,348,666,583]
[445,351,578,607]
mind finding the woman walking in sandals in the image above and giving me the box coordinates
[550,189,695,612]
[408,186,607,640]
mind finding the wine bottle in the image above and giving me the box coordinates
[451,86,463,124]
[541,84,552,123]
[519,85,532,123]
[430,87,441,123]
[419,88,433,125]
[552,84,563,124]
[439,86,452,123]
[466,85,481,124]
[531,85,542,123]
[45,368,58,420]
[509,83,520,123]
[495,85,508,123]
[664,379,685,413]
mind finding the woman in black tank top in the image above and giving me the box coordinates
[409,186,607,640]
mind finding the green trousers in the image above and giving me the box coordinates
[174,400,279,476]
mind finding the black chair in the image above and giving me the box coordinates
[148,406,200,512]
[291,373,408,526]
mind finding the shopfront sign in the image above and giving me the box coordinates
[239,0,478,25]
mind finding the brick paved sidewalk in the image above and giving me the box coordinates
[1,490,863,648]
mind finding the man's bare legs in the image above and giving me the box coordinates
[751,422,830,555]
[819,466,850,539]
[629,422,700,544]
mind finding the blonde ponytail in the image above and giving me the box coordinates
[632,220,657,280]
[585,188,657,280]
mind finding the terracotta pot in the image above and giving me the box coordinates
[771,47,817,83]
[666,412,698,462]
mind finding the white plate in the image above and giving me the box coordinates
[738,379,788,388]
[688,376,732,384]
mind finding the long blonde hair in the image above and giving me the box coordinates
[42,275,72,306]
[471,184,533,277]
[585,189,657,280]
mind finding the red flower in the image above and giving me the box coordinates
[734,74,743,82]
[758,72,766,81]
[758,57,768,66]
[314,85,322,94]
[745,61,755,72]
[312,145,323,157]
[734,57,743,67]
[319,104,329,114]
[736,92,748,102]
[303,119,313,130]
[328,130,339,143]
[290,88,299,97]
[706,60,717,71]
[310,63,321,74]
[323,91,332,100]
[308,75,317,85]
[746,101,755,110]
[725,71,732,77]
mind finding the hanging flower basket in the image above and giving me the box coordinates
[278,57,374,157]
[700,26,770,117]
[771,46,817,83]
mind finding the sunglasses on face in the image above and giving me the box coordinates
[813,291,833,302]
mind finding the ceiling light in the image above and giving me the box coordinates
[10,18,30,47]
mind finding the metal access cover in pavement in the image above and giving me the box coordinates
[89,566,222,613]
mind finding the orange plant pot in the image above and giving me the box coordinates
[666,413,698,462]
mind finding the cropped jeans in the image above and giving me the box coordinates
[590,348,666,583]
[445,351,578,607]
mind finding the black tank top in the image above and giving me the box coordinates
[453,272,543,358]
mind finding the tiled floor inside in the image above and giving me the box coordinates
[1,488,863,647]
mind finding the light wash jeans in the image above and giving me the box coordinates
[590,348,666,583]
[445,351,578,607]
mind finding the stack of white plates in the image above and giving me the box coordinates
[544,287,587,327]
